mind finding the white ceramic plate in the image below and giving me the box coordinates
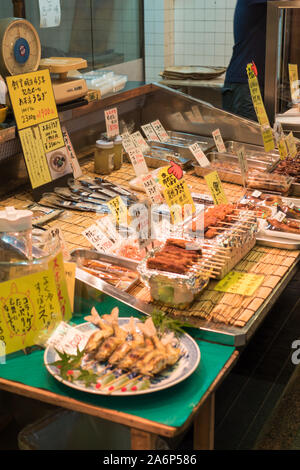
[44,318,201,396]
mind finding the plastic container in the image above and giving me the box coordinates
[94,139,115,175]
[113,135,123,170]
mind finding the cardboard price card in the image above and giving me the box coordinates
[150,120,169,142]
[141,123,160,142]
[261,125,275,153]
[288,64,299,104]
[214,271,265,297]
[278,137,288,160]
[204,170,228,205]
[189,142,210,168]
[0,251,71,356]
[127,147,149,177]
[285,132,297,158]
[107,196,130,226]
[212,129,226,153]
[131,131,150,153]
[104,107,119,138]
[158,164,196,224]
[141,173,163,204]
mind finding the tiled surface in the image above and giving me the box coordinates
[144,0,236,83]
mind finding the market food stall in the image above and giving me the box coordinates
[0,56,299,449]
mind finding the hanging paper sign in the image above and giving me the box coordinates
[0,251,71,356]
[131,131,150,153]
[246,62,275,152]
[285,132,297,158]
[212,129,226,153]
[141,173,163,204]
[39,0,61,28]
[158,163,196,224]
[141,123,160,142]
[204,171,228,205]
[214,271,264,296]
[6,69,73,200]
[107,196,130,226]
[150,120,169,142]
[189,142,210,167]
[104,107,119,138]
[288,64,300,104]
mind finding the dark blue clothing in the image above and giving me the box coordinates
[225,0,269,89]
[222,0,269,121]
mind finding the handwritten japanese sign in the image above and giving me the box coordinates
[158,165,195,224]
[150,120,169,142]
[285,132,297,158]
[214,271,265,297]
[6,69,72,197]
[204,171,228,205]
[212,129,226,153]
[0,251,71,356]
[189,142,210,167]
[141,123,160,142]
[141,173,163,204]
[288,64,299,104]
[104,107,119,138]
[107,196,130,226]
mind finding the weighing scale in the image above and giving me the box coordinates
[0,17,88,105]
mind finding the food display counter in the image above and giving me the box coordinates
[0,83,299,450]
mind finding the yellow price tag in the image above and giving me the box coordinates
[261,126,275,153]
[278,137,288,160]
[0,252,71,356]
[288,64,299,103]
[214,271,264,296]
[204,171,228,205]
[107,196,130,226]
[64,262,76,312]
[158,165,196,224]
[285,132,297,158]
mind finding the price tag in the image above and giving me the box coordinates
[237,146,248,183]
[39,0,61,28]
[189,142,210,167]
[97,216,121,245]
[212,129,226,153]
[127,147,149,177]
[252,190,262,198]
[273,211,286,222]
[121,132,136,153]
[131,131,150,153]
[82,223,116,253]
[61,126,82,178]
[204,171,228,205]
[107,196,130,226]
[104,107,119,138]
[63,261,76,312]
[285,132,297,158]
[214,271,265,296]
[278,137,288,160]
[141,123,160,142]
[141,173,163,204]
[46,322,90,355]
[158,165,196,224]
[288,64,299,104]
[150,120,169,142]
[261,125,275,153]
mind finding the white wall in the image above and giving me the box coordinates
[144,0,237,83]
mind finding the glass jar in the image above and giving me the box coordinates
[94,140,115,175]
[113,135,123,170]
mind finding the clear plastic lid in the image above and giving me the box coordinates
[96,139,114,149]
[0,206,33,232]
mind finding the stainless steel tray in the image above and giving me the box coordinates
[144,145,193,170]
[206,140,280,164]
[71,249,299,347]
[146,131,215,160]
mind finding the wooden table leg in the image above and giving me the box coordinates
[131,428,158,450]
[193,392,215,450]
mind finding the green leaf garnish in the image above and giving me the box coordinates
[141,309,194,337]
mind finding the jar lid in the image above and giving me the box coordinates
[114,135,122,144]
[0,206,33,232]
[96,139,114,149]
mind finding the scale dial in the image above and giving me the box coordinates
[0,18,41,76]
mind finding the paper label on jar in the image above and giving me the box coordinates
[189,142,210,167]
[141,123,160,142]
[274,211,286,222]
[150,120,169,142]
[104,107,119,138]
[212,129,226,153]
[131,131,150,153]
